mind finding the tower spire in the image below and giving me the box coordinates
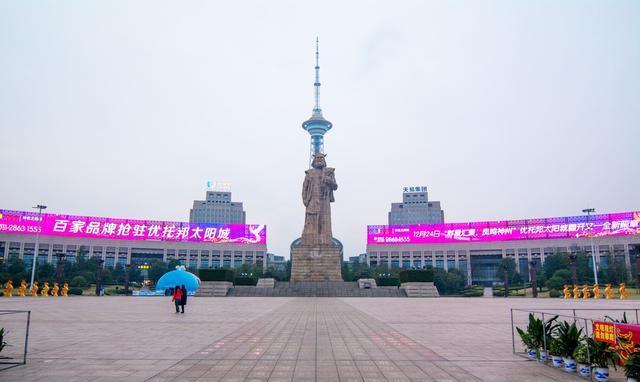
[302,38,333,166]
[314,37,321,114]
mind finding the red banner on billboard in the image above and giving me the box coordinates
[593,321,640,363]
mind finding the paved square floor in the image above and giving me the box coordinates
[0,296,637,381]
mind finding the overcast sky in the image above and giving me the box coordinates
[1,1,639,258]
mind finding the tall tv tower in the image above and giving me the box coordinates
[302,38,333,165]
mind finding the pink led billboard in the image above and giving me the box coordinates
[0,209,266,245]
[368,211,640,245]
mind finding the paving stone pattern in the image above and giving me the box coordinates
[1,296,636,381]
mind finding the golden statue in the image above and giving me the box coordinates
[582,284,591,299]
[17,280,27,297]
[605,284,613,299]
[3,280,13,297]
[620,283,629,300]
[51,282,59,297]
[30,281,39,297]
[40,282,50,296]
[61,282,69,297]
[593,284,601,299]
[573,284,581,299]
[563,284,571,299]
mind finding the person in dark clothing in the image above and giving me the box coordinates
[179,284,187,314]
[172,286,183,313]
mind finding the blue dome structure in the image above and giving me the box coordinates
[155,266,200,294]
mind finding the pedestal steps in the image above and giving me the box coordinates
[400,282,440,297]
[226,281,407,297]
[195,281,233,297]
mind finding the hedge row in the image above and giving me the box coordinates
[399,269,434,283]
[198,269,234,282]
[376,277,400,286]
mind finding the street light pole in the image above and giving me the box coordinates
[29,204,47,289]
[582,208,598,285]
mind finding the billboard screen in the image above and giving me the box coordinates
[368,211,640,245]
[0,209,266,245]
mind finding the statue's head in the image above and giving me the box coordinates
[311,153,327,169]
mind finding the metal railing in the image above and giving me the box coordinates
[0,310,31,369]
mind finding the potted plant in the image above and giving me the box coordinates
[625,353,640,382]
[549,337,564,368]
[538,315,559,363]
[0,328,8,360]
[587,337,620,382]
[556,321,583,373]
[516,315,538,360]
[516,329,537,360]
[573,342,591,377]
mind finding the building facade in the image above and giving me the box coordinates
[389,186,444,225]
[368,211,640,285]
[189,191,246,224]
[0,209,267,271]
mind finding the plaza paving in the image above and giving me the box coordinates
[0,296,638,381]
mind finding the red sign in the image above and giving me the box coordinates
[593,321,640,363]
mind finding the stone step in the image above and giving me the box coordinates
[256,278,275,288]
[400,282,440,298]
[226,281,407,297]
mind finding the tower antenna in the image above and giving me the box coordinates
[302,38,333,166]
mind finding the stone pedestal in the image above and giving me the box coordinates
[291,244,342,282]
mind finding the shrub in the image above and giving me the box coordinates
[462,287,483,297]
[234,277,257,286]
[376,277,400,286]
[399,269,434,283]
[68,287,83,295]
[70,276,88,288]
[198,269,234,282]
[549,289,561,298]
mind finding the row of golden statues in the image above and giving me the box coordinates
[3,280,69,297]
[562,283,630,299]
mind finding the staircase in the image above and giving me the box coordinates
[400,282,440,297]
[226,281,407,297]
[195,281,233,297]
[256,278,275,288]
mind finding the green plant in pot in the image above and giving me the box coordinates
[517,313,558,362]
[556,321,583,373]
[586,337,620,382]
[549,337,564,368]
[515,328,537,360]
[0,328,8,359]
[625,353,640,382]
[573,342,592,377]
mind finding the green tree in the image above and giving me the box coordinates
[445,269,466,294]
[602,255,628,284]
[148,261,168,284]
[36,262,55,281]
[543,253,569,279]
[497,258,517,284]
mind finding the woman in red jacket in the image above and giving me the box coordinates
[172,286,183,313]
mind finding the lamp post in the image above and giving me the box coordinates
[95,258,104,296]
[582,208,598,284]
[29,204,47,289]
[124,263,131,295]
[529,260,538,298]
[55,252,66,285]
[568,253,578,286]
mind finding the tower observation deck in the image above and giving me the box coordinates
[302,38,333,165]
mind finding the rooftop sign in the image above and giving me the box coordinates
[368,211,640,245]
[0,209,266,245]
[403,186,427,193]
